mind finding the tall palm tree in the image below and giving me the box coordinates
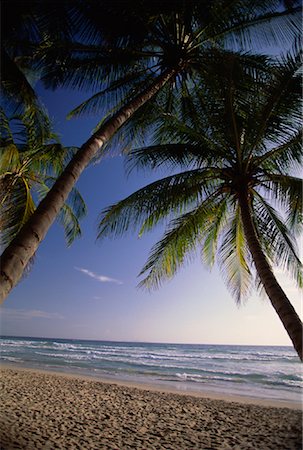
[0,108,87,251]
[97,51,302,359]
[0,0,300,302]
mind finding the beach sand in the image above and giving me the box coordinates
[0,367,302,449]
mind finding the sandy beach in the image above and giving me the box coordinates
[0,366,302,449]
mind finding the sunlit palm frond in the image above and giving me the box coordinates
[138,195,223,289]
[201,197,230,267]
[30,143,80,177]
[218,204,252,304]
[0,175,35,247]
[0,108,87,249]
[0,144,20,173]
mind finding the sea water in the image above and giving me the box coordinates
[1,336,302,404]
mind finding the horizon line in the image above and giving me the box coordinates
[0,334,292,348]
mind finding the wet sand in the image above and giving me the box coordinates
[0,366,302,449]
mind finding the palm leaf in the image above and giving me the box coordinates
[98,168,220,239]
[208,5,301,51]
[0,175,35,247]
[138,194,224,289]
[202,197,229,267]
[38,178,87,246]
[0,144,20,173]
[57,204,83,246]
[250,48,302,151]
[125,143,218,174]
[67,67,155,119]
[218,204,252,304]
[254,130,302,170]
[262,174,303,231]
[252,191,302,288]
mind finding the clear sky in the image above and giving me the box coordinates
[1,80,302,346]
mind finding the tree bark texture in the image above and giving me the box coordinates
[0,68,177,303]
[239,191,302,360]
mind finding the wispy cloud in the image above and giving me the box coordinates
[75,267,123,285]
[0,308,64,320]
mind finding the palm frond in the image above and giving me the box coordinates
[38,178,87,246]
[253,191,302,288]
[98,169,220,239]
[0,175,35,247]
[0,144,20,173]
[138,195,223,289]
[218,204,252,304]
[125,143,219,174]
[201,197,229,267]
[38,39,148,92]
[1,49,38,108]
[1,50,53,139]
[254,129,302,170]
[260,174,303,232]
[0,108,14,143]
[57,204,82,246]
[0,106,86,249]
[210,5,301,51]
[67,67,154,119]
[250,48,302,151]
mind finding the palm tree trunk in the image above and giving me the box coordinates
[239,190,303,360]
[0,68,177,303]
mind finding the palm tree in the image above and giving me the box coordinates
[0,108,86,252]
[0,0,300,302]
[97,51,302,359]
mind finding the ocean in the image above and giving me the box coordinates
[1,336,302,405]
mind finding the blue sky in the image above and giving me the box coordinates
[1,78,302,346]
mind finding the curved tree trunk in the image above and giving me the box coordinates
[0,68,177,303]
[239,190,303,360]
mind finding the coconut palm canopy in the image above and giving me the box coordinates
[3,1,301,149]
[0,0,301,301]
[97,50,302,357]
[36,0,302,143]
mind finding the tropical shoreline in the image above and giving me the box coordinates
[1,363,301,410]
[1,366,302,449]
[1,337,301,408]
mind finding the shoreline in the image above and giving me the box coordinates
[1,362,302,410]
[1,366,302,449]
